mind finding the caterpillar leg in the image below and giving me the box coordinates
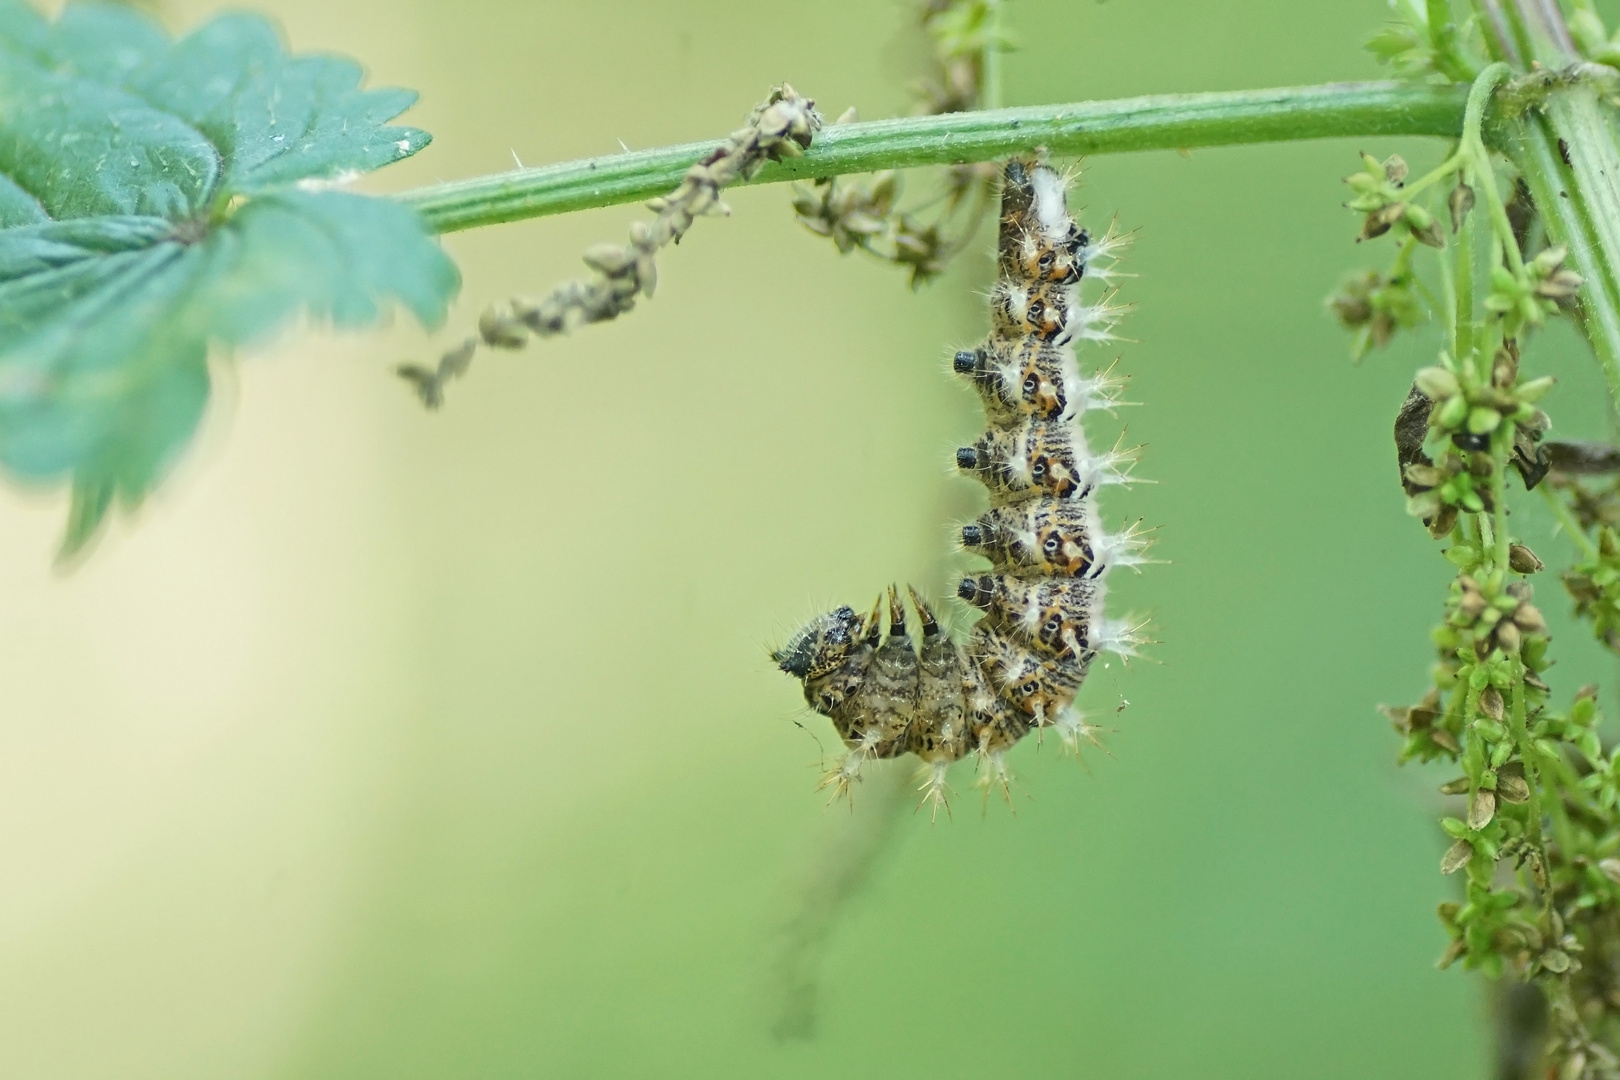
[974,748,1017,813]
[1053,709,1115,766]
[914,760,954,822]
[815,750,866,807]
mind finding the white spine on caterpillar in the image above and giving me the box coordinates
[773,157,1151,812]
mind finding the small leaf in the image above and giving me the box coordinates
[0,1,459,555]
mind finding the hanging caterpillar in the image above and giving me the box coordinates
[773,157,1150,812]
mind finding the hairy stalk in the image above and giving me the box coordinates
[1489,2,1620,408]
[395,83,1470,234]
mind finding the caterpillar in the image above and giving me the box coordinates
[773,157,1150,813]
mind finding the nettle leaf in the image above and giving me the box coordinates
[0,0,459,556]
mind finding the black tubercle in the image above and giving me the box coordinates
[772,635,816,677]
[956,575,993,609]
[956,447,981,470]
[953,349,979,374]
[960,524,984,547]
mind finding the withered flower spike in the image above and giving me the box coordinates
[399,85,822,408]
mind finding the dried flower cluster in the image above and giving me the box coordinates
[789,0,1004,287]
[398,85,822,407]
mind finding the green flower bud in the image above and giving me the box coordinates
[1435,394,1469,429]
[1404,204,1445,248]
[1406,491,1441,519]
[1467,407,1502,435]
[1515,375,1555,403]
[1415,366,1461,400]
[1445,544,1479,568]
[1406,463,1444,488]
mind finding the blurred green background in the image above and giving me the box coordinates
[7,0,1620,1076]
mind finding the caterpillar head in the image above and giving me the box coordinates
[773,605,863,679]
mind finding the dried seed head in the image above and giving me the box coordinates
[1441,839,1474,874]
[1498,773,1531,803]
[1467,788,1496,830]
[1448,181,1475,232]
[1509,544,1544,574]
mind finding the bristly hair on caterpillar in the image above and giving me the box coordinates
[773,155,1152,817]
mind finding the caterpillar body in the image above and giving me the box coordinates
[773,158,1149,812]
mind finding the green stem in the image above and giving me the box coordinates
[1457,199,1475,366]
[1509,677,1551,874]
[1462,64,1528,277]
[397,82,1470,234]
[1400,147,1466,201]
[981,0,1005,112]
[1491,432,1511,569]
[1491,1,1620,414]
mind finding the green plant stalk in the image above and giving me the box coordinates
[1490,1,1620,410]
[981,0,1004,112]
[397,82,1470,234]
[1509,654,1547,864]
[1457,199,1476,367]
